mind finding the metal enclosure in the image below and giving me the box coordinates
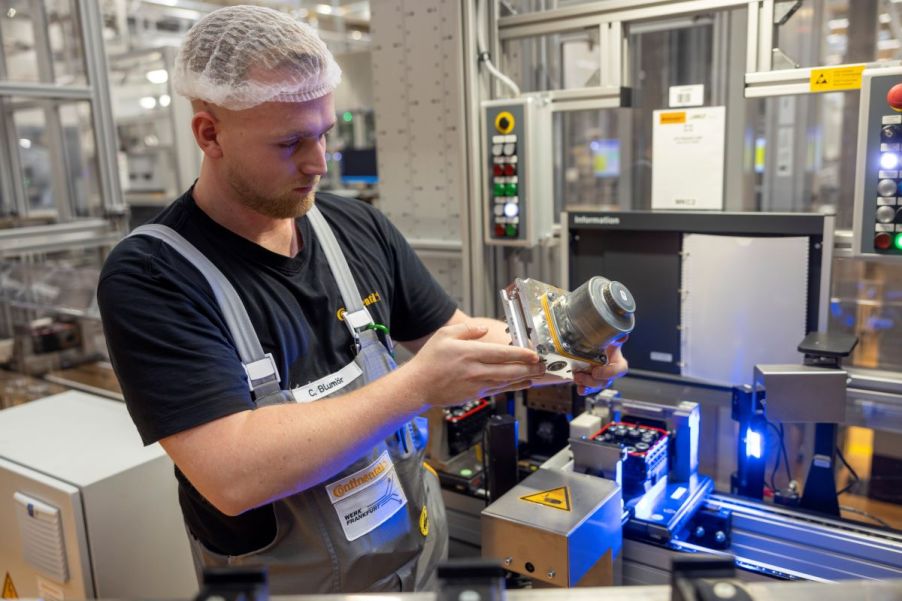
[754,364,848,423]
[481,468,622,587]
[0,391,196,599]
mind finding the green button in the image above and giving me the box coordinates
[505,224,518,237]
[895,232,902,251]
[506,183,518,196]
[493,183,506,196]
[460,468,473,477]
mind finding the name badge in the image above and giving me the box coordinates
[292,360,362,403]
[325,451,408,542]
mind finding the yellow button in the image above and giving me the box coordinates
[495,111,515,134]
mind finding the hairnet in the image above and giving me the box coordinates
[172,5,342,111]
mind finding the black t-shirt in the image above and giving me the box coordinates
[97,189,457,554]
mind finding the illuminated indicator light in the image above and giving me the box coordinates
[875,232,893,250]
[895,232,902,250]
[503,164,515,176]
[342,111,353,123]
[503,202,519,217]
[505,224,518,237]
[493,183,505,196]
[506,183,519,196]
[881,152,899,170]
[460,468,473,477]
[745,429,762,459]
[493,164,503,177]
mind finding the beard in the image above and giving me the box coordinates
[225,165,317,219]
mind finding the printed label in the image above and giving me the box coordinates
[326,451,408,541]
[293,360,362,403]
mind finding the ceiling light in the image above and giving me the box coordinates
[316,4,334,15]
[18,138,31,149]
[351,30,362,40]
[159,94,171,107]
[7,8,16,18]
[146,69,168,84]
[139,96,157,110]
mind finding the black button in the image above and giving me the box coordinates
[498,116,510,131]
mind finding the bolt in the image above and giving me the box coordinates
[715,531,727,544]
[504,557,512,566]
[535,344,548,355]
[546,569,555,579]
[694,526,706,538]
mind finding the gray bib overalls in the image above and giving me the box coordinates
[131,205,448,593]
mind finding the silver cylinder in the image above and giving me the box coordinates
[554,276,635,358]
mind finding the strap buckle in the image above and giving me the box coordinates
[341,307,374,339]
[243,352,281,393]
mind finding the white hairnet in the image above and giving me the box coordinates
[172,5,342,111]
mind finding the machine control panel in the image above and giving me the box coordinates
[483,97,552,247]
[853,67,902,257]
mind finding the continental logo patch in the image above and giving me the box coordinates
[328,453,392,501]
[336,292,382,321]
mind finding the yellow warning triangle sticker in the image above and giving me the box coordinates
[520,486,571,511]
[2,572,18,599]
[816,73,828,85]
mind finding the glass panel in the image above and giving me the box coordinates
[59,101,101,217]
[774,0,902,70]
[46,0,86,85]
[108,50,179,202]
[501,0,609,17]
[0,0,87,85]
[6,98,101,220]
[500,29,601,93]
[11,104,52,214]
[829,256,902,372]
[559,108,631,211]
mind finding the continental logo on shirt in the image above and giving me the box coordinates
[336,292,382,321]
[331,456,390,498]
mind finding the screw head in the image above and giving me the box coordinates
[715,531,727,544]
[546,570,555,579]
[694,526,706,538]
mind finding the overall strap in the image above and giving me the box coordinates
[305,205,374,337]
[129,224,281,400]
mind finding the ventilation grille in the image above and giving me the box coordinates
[13,492,69,582]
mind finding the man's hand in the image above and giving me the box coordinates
[573,338,629,395]
[402,321,546,408]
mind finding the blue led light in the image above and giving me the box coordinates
[745,429,762,459]
[881,152,899,170]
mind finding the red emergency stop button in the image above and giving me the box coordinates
[888,83,902,112]
[875,232,893,250]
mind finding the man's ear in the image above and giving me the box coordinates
[191,106,223,159]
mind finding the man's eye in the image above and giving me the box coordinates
[279,140,299,148]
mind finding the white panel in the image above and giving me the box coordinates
[680,234,808,387]
[13,492,69,582]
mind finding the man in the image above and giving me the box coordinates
[98,5,627,595]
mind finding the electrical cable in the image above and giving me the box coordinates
[476,0,521,98]
[835,445,860,496]
[765,420,792,491]
[839,505,892,529]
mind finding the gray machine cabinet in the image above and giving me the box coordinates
[0,391,196,599]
